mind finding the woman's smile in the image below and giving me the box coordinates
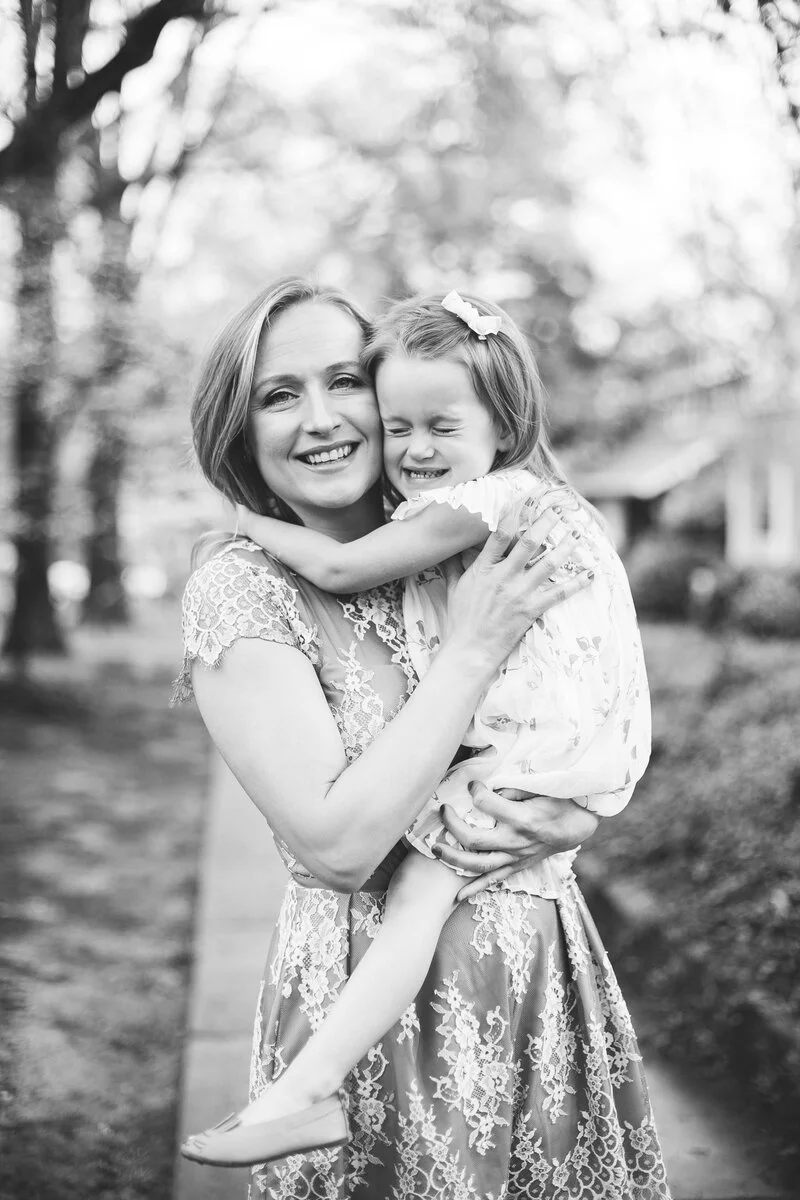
[248,302,384,531]
[296,440,359,468]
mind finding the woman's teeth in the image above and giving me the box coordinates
[301,444,355,465]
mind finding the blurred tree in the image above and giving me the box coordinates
[0,0,235,661]
[718,1,800,131]
[77,17,241,623]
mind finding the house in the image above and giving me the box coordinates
[725,409,800,569]
[566,432,727,551]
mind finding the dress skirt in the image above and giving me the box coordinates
[247,871,672,1200]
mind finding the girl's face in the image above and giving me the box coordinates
[376,354,510,498]
[248,302,383,531]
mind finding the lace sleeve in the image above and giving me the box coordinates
[171,547,318,703]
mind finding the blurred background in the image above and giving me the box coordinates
[1,1,799,1197]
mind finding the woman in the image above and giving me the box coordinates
[176,277,671,1198]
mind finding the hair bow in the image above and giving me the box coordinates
[441,290,502,340]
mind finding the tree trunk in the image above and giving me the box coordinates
[81,199,134,625]
[2,177,66,664]
[83,415,129,625]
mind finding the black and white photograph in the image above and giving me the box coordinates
[1,2,799,1198]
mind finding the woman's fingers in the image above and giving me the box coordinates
[474,519,517,567]
[433,843,514,876]
[536,570,594,613]
[467,783,537,829]
[455,856,541,902]
[440,800,528,852]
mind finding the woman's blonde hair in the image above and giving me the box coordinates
[362,293,568,483]
[189,277,373,568]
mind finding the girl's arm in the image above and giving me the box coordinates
[192,519,591,892]
[237,502,490,591]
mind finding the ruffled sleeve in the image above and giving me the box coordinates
[171,543,318,704]
[392,471,538,532]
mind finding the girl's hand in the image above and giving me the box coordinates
[433,784,601,901]
[444,508,592,674]
[234,503,255,538]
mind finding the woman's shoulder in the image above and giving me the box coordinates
[186,535,298,593]
[173,538,318,703]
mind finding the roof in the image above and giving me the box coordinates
[564,434,726,501]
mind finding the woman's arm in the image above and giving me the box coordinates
[236,501,490,592]
[193,516,592,891]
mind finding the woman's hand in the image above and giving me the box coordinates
[432,784,601,901]
[444,508,592,676]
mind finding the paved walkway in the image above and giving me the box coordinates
[174,759,787,1200]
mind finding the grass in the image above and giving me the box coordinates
[0,604,208,1200]
[589,620,800,1057]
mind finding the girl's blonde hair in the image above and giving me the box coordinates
[189,277,373,567]
[362,293,568,483]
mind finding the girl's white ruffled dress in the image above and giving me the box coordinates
[393,469,651,899]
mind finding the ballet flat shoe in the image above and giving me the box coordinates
[180,1089,350,1168]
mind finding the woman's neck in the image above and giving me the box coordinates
[292,483,385,544]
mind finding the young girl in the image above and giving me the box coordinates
[181,290,650,1168]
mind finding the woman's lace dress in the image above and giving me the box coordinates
[176,541,672,1200]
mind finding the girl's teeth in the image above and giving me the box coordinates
[304,445,354,465]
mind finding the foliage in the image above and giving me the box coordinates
[588,620,800,1073]
[625,533,722,619]
[729,568,800,638]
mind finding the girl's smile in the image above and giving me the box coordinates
[375,354,511,498]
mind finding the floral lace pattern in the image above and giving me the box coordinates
[176,541,670,1198]
[173,544,319,702]
[248,881,672,1199]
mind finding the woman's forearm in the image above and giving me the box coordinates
[193,634,500,893]
[309,642,497,888]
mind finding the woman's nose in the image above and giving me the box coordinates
[302,384,342,435]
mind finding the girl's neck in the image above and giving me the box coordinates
[293,483,385,543]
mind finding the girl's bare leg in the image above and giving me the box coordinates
[240,849,463,1125]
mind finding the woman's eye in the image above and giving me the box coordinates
[330,374,364,391]
[257,389,296,409]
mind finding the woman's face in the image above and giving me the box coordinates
[248,302,383,529]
